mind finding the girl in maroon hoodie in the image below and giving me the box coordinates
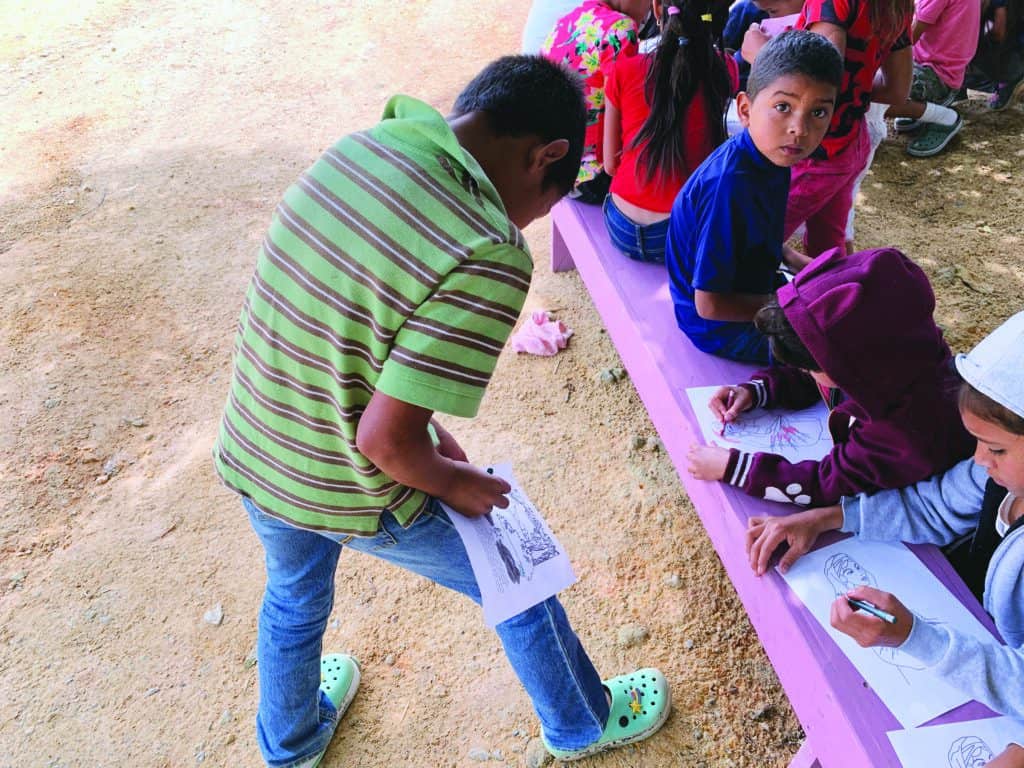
[687,247,974,506]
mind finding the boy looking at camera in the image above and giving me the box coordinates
[666,29,842,363]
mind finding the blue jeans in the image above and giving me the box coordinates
[602,195,669,263]
[245,497,609,767]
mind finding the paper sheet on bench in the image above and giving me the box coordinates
[685,385,833,463]
[888,715,1024,767]
[781,538,994,727]
[442,464,576,628]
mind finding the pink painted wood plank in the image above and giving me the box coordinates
[551,216,575,273]
[789,739,822,768]
[550,199,1002,768]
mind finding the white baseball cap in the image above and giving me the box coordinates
[955,310,1024,420]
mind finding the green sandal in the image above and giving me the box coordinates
[320,653,360,713]
[907,115,964,158]
[297,654,361,768]
[544,667,671,762]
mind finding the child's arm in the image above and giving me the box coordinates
[603,101,623,177]
[832,582,1024,721]
[693,289,771,322]
[987,745,1024,768]
[742,367,823,411]
[720,417,973,506]
[840,458,987,543]
[991,5,1009,42]
[910,16,933,44]
[745,458,987,574]
[868,46,913,106]
[357,390,511,517]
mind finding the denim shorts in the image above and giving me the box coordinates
[602,195,669,263]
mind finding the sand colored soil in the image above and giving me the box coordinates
[1,2,1022,766]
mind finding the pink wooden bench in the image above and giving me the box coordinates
[550,198,1000,768]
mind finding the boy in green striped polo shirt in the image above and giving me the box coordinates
[214,56,670,767]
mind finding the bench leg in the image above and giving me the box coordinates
[788,739,821,768]
[550,216,575,273]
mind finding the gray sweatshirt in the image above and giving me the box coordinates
[841,458,1024,719]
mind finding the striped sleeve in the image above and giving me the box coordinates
[375,242,532,417]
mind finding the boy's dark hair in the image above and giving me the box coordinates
[754,296,821,370]
[452,55,586,195]
[746,29,844,102]
[633,0,733,185]
[959,382,1024,436]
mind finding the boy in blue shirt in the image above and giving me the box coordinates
[666,30,843,363]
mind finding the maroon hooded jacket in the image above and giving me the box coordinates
[722,247,974,506]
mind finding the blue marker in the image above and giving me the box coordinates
[847,597,897,625]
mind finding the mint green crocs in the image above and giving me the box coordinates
[295,654,361,768]
[544,667,671,762]
[320,653,360,713]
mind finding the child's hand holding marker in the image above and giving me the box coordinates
[689,386,754,480]
[830,586,913,648]
[708,384,753,427]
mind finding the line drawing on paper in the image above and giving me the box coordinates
[947,735,995,768]
[720,413,825,454]
[484,488,561,585]
[823,552,927,683]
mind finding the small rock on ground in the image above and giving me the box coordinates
[468,747,489,761]
[203,603,224,626]
[525,738,552,768]
[616,623,649,648]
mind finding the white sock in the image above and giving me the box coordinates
[921,102,959,126]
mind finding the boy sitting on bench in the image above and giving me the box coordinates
[665,29,841,364]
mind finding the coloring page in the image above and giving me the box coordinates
[685,385,833,463]
[888,716,1024,767]
[443,463,576,628]
[781,538,996,727]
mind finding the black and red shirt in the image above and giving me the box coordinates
[798,0,911,159]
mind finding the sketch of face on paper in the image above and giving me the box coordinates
[824,552,926,682]
[720,413,825,454]
[824,552,876,593]
[947,735,995,768]
[486,488,562,584]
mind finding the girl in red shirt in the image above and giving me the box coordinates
[602,0,737,262]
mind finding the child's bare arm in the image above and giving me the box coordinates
[694,288,771,322]
[987,745,1024,768]
[870,46,912,106]
[357,391,510,517]
[910,17,933,44]
[603,101,623,177]
[992,6,1009,42]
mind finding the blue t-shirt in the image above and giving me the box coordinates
[666,129,789,354]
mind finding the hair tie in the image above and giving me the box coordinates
[666,5,680,14]
[700,12,713,21]
[677,35,689,46]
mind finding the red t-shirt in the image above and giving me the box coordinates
[798,0,911,159]
[604,52,738,213]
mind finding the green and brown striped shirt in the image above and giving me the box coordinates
[213,96,532,535]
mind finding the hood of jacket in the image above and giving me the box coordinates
[777,247,955,420]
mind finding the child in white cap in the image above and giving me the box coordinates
[744,310,1024,749]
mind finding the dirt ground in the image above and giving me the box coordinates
[1,2,1022,767]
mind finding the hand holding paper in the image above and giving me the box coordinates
[441,463,511,518]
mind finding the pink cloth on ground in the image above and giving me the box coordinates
[783,120,872,258]
[913,0,981,89]
[510,310,574,356]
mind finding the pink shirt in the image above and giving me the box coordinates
[912,0,981,89]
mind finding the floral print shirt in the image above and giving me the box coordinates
[542,1,640,186]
